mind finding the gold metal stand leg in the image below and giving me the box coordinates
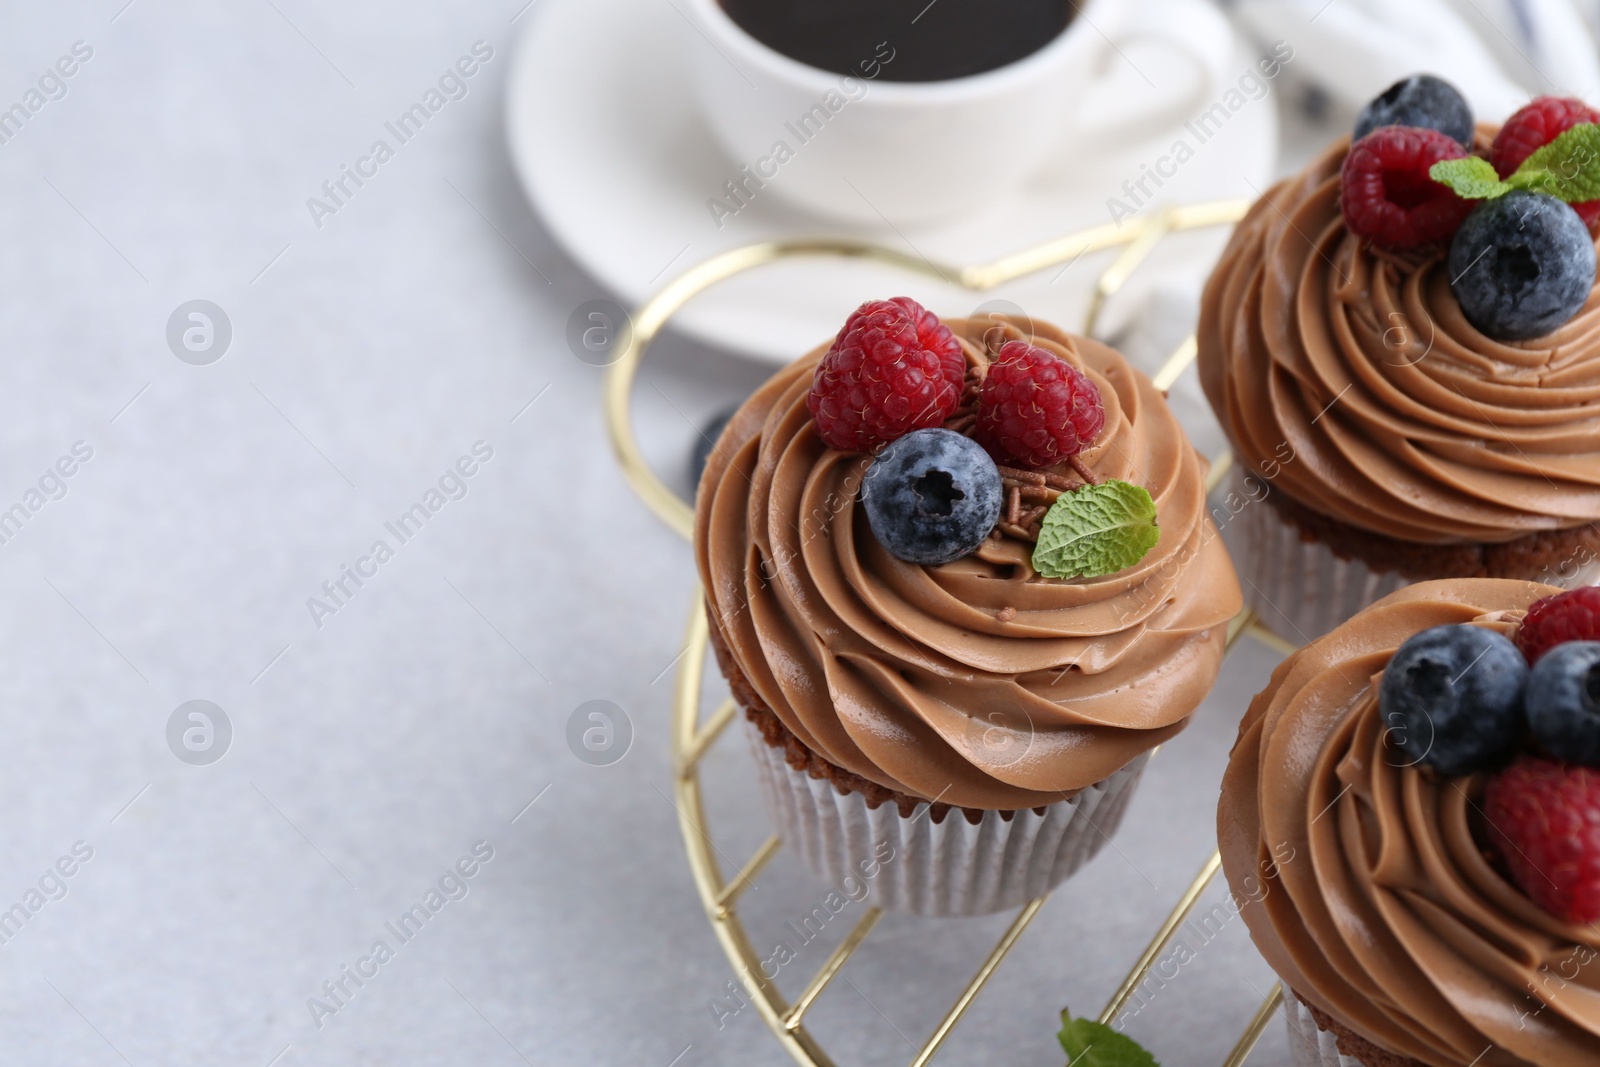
[1099,853,1223,1025]
[1223,986,1284,1067]
[908,898,1051,1067]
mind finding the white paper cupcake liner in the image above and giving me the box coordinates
[1282,989,1362,1067]
[741,716,1148,917]
[1219,469,1600,645]
[1218,471,1408,644]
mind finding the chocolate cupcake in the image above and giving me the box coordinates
[696,298,1240,915]
[1199,77,1600,642]
[1219,578,1600,1065]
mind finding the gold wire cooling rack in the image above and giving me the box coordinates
[603,203,1304,1066]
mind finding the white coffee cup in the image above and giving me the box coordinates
[681,0,1236,225]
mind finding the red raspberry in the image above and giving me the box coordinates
[807,298,961,453]
[1482,757,1600,923]
[1340,127,1474,249]
[884,295,966,394]
[1491,96,1600,227]
[975,340,1104,470]
[1516,586,1600,665]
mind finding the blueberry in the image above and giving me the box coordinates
[690,406,737,493]
[1527,641,1600,766]
[1354,74,1474,146]
[1378,624,1528,775]
[861,429,1001,565]
[1448,191,1596,341]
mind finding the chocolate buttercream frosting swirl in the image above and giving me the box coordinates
[695,317,1241,810]
[1199,133,1600,546]
[1219,579,1600,1067]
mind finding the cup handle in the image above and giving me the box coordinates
[1064,0,1236,155]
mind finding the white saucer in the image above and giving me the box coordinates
[507,0,1279,362]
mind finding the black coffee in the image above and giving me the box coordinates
[718,0,1075,83]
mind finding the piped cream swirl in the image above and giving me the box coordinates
[695,317,1241,810]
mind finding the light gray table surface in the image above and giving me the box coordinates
[0,2,1339,1064]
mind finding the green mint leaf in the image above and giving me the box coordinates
[1428,156,1511,199]
[1032,479,1160,580]
[1507,122,1600,202]
[1057,1008,1161,1067]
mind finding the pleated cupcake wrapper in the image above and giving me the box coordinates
[1220,469,1600,645]
[1219,471,1409,644]
[741,716,1147,917]
[1282,989,1364,1067]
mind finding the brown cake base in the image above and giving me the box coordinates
[1294,992,1423,1067]
[1261,483,1600,585]
[705,602,1041,826]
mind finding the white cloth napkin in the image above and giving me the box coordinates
[1225,0,1600,124]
